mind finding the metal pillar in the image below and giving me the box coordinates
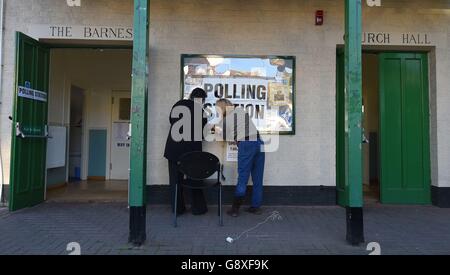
[129,0,149,246]
[344,0,364,246]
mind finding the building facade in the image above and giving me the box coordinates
[0,0,449,217]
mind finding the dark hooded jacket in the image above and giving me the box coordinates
[164,99,207,161]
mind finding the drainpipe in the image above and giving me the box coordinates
[0,0,5,205]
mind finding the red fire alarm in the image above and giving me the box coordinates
[315,10,324,25]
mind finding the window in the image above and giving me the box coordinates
[119,98,131,121]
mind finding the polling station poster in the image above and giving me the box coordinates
[182,56,295,134]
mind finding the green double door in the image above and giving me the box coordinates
[9,33,49,211]
[379,53,430,204]
[337,52,430,205]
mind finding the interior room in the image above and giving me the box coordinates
[45,48,132,202]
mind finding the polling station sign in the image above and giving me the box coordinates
[18,86,47,102]
[202,77,268,127]
[182,55,295,134]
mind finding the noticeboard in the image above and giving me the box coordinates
[181,55,296,135]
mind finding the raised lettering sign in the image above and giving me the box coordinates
[361,32,433,46]
[30,25,133,41]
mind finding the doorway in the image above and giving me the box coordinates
[9,32,133,210]
[45,48,132,202]
[47,48,132,202]
[362,54,380,203]
[337,50,431,205]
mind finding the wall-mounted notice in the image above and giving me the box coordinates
[18,86,47,102]
[226,142,238,162]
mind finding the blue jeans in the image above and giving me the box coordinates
[235,139,265,208]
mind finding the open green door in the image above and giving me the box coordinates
[9,32,49,211]
[379,53,431,204]
[336,50,348,206]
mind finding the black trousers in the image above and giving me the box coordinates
[168,161,208,215]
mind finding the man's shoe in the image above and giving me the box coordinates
[227,197,244,217]
[246,207,263,215]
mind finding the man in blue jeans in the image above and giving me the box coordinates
[215,99,265,217]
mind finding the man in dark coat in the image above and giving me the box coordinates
[164,88,208,215]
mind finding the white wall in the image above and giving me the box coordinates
[0,0,449,190]
[147,0,450,188]
[148,0,341,187]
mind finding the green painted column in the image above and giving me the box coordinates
[344,0,364,245]
[129,0,149,246]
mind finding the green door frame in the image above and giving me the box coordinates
[336,49,347,207]
[128,0,149,246]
